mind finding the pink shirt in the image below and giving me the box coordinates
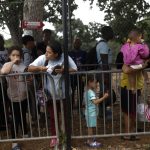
[121,43,149,65]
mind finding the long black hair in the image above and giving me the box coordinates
[47,41,62,59]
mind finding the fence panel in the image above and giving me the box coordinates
[0,72,61,148]
[1,69,150,147]
[60,69,150,140]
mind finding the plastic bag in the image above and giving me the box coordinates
[137,103,150,122]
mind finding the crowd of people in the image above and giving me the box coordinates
[0,26,150,149]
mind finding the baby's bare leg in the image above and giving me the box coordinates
[128,73,136,91]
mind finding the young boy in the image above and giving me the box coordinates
[84,75,109,147]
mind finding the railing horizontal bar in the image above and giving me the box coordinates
[0,136,57,143]
[72,132,150,139]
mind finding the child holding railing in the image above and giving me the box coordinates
[84,75,109,148]
[1,46,28,150]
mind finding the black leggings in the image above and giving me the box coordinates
[10,100,27,138]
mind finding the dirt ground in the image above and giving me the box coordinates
[1,73,150,150]
[1,135,150,150]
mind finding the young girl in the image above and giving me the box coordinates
[1,46,28,150]
[121,29,149,92]
[84,75,109,147]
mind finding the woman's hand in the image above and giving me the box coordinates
[40,66,48,72]
[143,59,150,68]
[122,64,134,74]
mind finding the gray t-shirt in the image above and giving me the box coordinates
[4,62,27,102]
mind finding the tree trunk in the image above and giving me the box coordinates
[4,2,23,45]
[23,0,44,42]
[7,23,22,45]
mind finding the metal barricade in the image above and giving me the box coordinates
[0,72,60,148]
[58,68,150,140]
[1,69,150,148]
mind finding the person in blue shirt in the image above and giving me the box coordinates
[84,75,109,147]
[96,26,114,118]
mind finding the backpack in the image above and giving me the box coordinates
[115,51,123,69]
[86,40,105,70]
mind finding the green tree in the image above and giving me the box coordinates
[54,18,103,50]
[0,0,77,44]
[84,0,150,41]
[23,0,44,42]
[138,17,150,43]
[0,0,24,45]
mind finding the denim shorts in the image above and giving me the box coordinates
[85,115,97,127]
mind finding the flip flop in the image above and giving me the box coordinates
[87,141,102,148]
[12,145,21,150]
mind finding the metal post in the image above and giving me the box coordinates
[62,0,72,149]
[68,0,72,51]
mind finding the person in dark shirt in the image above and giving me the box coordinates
[22,35,35,66]
[0,34,8,67]
[69,38,87,68]
[0,34,9,131]
[22,35,37,122]
[36,29,52,56]
[69,38,87,111]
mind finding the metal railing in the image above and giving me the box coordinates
[58,69,150,139]
[0,69,150,148]
[0,73,60,147]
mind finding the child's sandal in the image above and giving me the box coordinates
[12,145,21,150]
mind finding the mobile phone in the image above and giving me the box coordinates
[51,65,61,75]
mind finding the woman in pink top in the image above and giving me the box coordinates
[121,29,149,92]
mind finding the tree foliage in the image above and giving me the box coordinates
[54,18,103,50]
[0,0,24,44]
[0,0,77,44]
[84,0,150,41]
[138,17,150,43]
[44,0,77,23]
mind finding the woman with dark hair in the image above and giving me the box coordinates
[28,41,77,148]
[116,34,149,140]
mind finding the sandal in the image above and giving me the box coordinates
[12,144,21,150]
[49,138,58,148]
[86,141,102,148]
